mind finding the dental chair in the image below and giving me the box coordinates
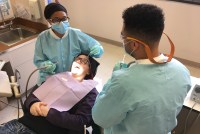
[17,69,103,134]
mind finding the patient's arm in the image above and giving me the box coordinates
[23,88,98,131]
[46,88,98,131]
[40,104,50,117]
[24,93,40,113]
[30,102,48,116]
[25,94,49,117]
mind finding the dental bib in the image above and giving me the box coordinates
[33,72,97,111]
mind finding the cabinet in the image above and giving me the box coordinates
[0,38,38,94]
[0,52,9,62]
[172,106,200,134]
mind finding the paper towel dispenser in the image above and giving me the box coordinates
[29,0,41,19]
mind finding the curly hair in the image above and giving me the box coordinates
[122,4,165,46]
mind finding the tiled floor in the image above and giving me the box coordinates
[0,41,200,125]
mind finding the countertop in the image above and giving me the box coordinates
[184,76,200,112]
[0,17,48,53]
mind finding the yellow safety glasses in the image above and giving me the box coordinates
[125,33,175,64]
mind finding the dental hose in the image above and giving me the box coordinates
[25,62,58,99]
[25,66,49,99]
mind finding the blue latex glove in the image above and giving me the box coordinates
[41,61,56,73]
[39,72,47,85]
[89,45,103,58]
[113,61,128,72]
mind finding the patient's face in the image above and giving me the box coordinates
[71,55,90,78]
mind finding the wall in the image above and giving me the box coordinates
[10,0,52,24]
[59,0,200,64]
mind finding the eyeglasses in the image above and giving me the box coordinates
[120,34,127,40]
[120,34,133,46]
[74,57,90,65]
[120,32,131,40]
[50,17,70,23]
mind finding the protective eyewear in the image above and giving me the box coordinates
[123,33,175,64]
[50,17,70,23]
[74,57,90,65]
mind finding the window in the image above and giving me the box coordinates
[168,0,200,5]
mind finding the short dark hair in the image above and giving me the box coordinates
[122,4,164,45]
[74,53,100,80]
[44,3,67,19]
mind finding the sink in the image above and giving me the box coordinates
[0,28,36,46]
[0,27,10,33]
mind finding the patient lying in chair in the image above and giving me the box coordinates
[0,53,101,134]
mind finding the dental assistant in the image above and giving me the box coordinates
[34,3,103,85]
[92,4,191,134]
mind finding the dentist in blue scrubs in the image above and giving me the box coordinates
[34,3,103,86]
[92,4,191,134]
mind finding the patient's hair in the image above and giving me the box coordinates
[75,53,100,80]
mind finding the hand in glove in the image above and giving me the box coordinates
[113,61,128,72]
[89,45,103,58]
[42,61,56,73]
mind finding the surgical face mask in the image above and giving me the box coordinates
[129,49,135,56]
[51,21,70,34]
[122,40,132,48]
[121,40,135,63]
[122,40,134,55]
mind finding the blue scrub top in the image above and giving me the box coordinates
[34,27,103,85]
[92,57,191,134]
